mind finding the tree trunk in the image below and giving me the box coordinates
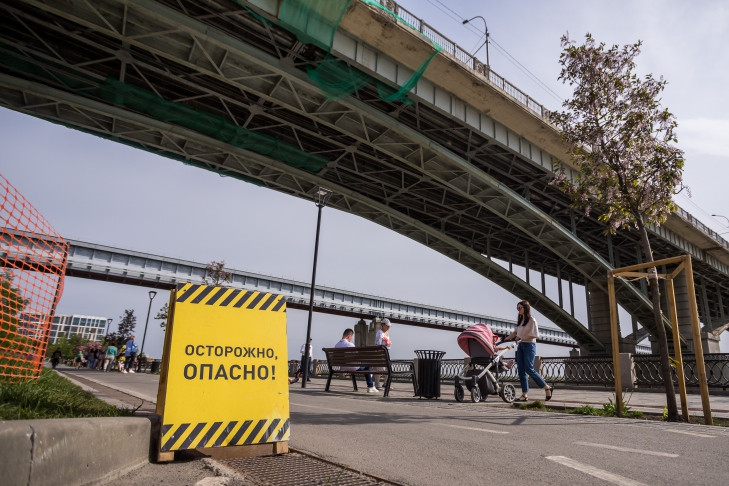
[637,222,680,421]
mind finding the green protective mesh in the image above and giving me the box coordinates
[305,55,372,100]
[96,78,328,173]
[271,0,442,104]
[359,0,443,103]
[1,44,329,174]
[278,0,353,51]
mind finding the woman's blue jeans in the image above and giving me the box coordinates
[516,342,547,393]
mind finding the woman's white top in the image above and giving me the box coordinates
[516,316,539,343]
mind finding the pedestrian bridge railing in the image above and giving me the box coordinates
[293,354,729,390]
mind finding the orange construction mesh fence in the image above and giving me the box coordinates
[1,173,68,381]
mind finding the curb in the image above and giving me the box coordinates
[0,416,157,486]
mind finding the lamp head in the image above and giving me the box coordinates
[149,290,157,300]
[314,186,333,208]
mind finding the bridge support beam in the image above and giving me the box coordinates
[700,331,722,354]
[354,318,381,346]
[667,275,698,352]
[587,283,635,355]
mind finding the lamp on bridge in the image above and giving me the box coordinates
[463,15,490,71]
[711,214,729,234]
[140,290,157,359]
[302,187,333,388]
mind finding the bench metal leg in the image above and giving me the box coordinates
[325,373,333,391]
[350,373,358,391]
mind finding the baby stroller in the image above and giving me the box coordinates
[454,323,516,403]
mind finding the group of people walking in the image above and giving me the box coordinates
[62,336,142,373]
[290,300,553,403]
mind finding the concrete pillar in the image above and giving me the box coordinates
[587,282,630,355]
[354,318,380,346]
[700,331,721,354]
[354,318,369,347]
[671,275,696,352]
[619,353,636,391]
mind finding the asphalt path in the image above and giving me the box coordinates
[286,387,729,486]
[61,368,729,486]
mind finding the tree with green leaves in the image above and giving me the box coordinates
[156,302,169,329]
[53,334,88,359]
[103,332,126,348]
[203,260,232,286]
[551,34,685,421]
[116,309,136,339]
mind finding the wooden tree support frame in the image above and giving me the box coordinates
[607,254,712,424]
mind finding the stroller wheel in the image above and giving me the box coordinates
[499,383,516,403]
[470,386,481,403]
[454,385,464,402]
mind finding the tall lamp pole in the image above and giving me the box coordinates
[463,15,490,71]
[104,318,113,343]
[140,290,157,358]
[302,187,332,388]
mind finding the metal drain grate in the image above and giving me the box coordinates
[221,452,398,485]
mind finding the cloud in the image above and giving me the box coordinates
[678,118,729,158]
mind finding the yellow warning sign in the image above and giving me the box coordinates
[156,283,289,452]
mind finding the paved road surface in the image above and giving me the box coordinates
[60,367,729,485]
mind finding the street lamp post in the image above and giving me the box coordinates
[140,290,157,359]
[463,15,490,71]
[712,214,729,235]
[302,187,333,388]
[104,318,113,343]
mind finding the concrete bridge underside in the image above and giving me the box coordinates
[1,0,728,354]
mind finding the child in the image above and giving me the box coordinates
[492,335,514,372]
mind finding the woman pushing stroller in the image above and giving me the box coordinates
[504,300,553,402]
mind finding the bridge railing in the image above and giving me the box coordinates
[673,207,729,250]
[634,353,729,389]
[296,353,729,389]
[370,0,552,119]
[370,2,728,249]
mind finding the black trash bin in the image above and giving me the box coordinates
[415,350,445,399]
[150,360,160,373]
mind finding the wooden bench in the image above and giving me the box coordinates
[322,345,416,397]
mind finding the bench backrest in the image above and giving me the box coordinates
[322,345,391,370]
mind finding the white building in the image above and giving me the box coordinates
[49,314,110,343]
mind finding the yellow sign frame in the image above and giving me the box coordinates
[156,283,290,460]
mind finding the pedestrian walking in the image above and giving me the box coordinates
[374,318,392,388]
[124,336,138,373]
[300,338,313,381]
[86,348,96,369]
[103,344,118,371]
[505,300,553,402]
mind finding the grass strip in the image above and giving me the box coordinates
[0,369,135,420]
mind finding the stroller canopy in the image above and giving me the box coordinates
[457,323,495,357]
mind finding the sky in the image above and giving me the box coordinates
[2,0,728,361]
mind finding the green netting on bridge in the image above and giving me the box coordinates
[0,46,328,174]
[271,0,442,103]
[279,0,353,51]
[97,78,328,173]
